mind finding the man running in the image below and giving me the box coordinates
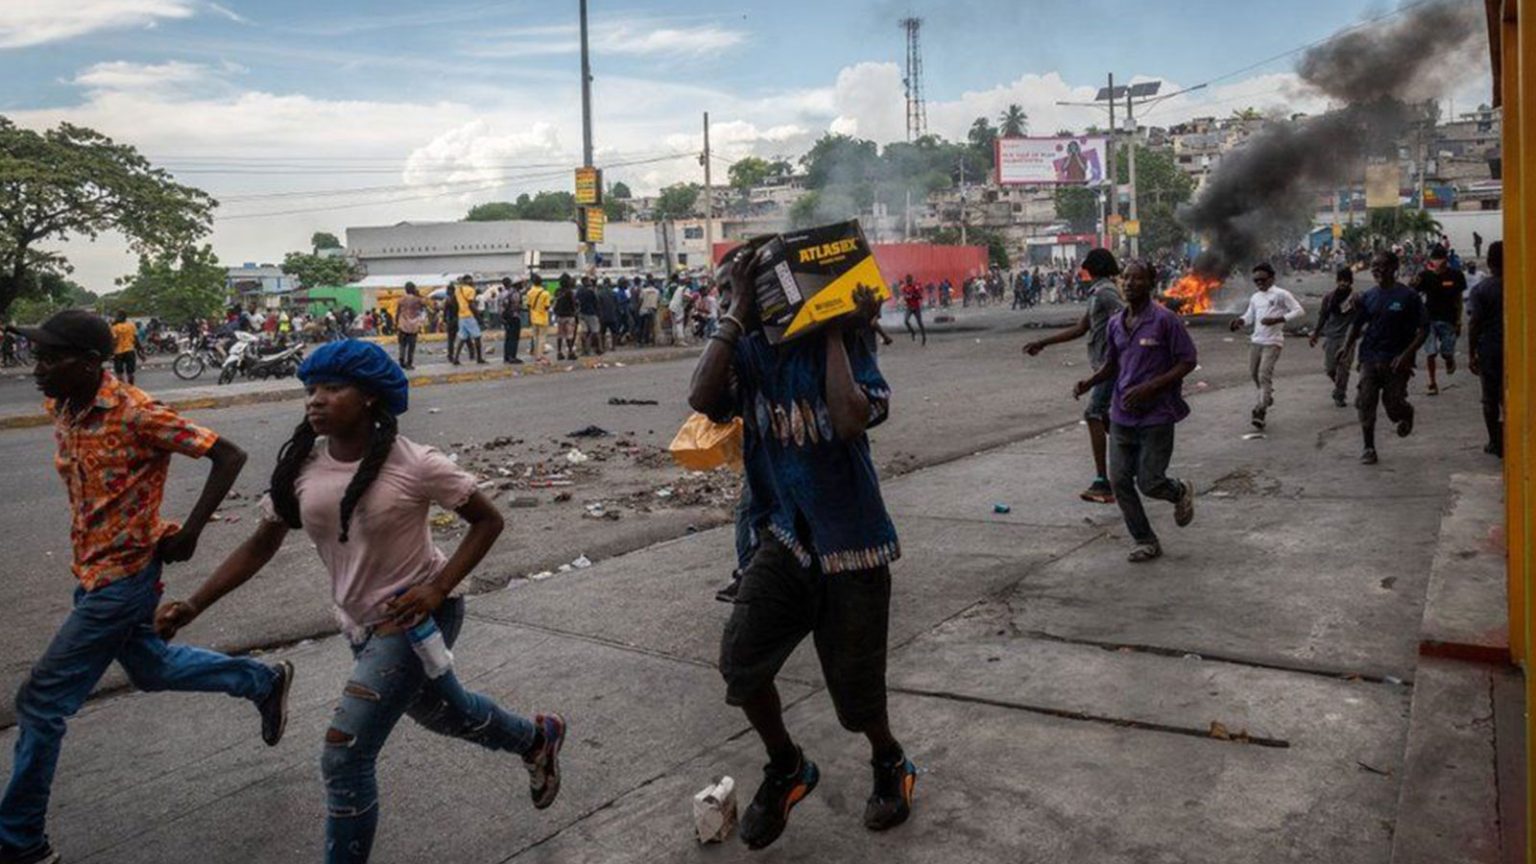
[1413,244,1466,396]
[1309,267,1358,407]
[1024,247,1124,504]
[0,311,291,864]
[689,254,915,850]
[1467,241,1504,456]
[1072,261,1197,562]
[1229,262,1303,430]
[1339,250,1429,465]
[899,275,925,345]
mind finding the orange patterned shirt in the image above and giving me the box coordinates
[48,373,219,590]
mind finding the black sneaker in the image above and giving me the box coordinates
[1174,479,1195,528]
[258,660,294,747]
[714,570,743,603]
[1361,448,1379,465]
[739,750,819,850]
[864,754,917,831]
[1251,407,1266,430]
[0,842,59,864]
[1396,414,1414,438]
[524,713,566,810]
[1332,394,1348,408]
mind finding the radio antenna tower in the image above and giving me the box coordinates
[900,17,927,141]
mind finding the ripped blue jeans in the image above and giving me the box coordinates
[323,598,536,864]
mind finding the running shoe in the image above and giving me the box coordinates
[1128,542,1163,563]
[258,660,294,747]
[1445,355,1456,374]
[1396,414,1414,437]
[1361,448,1379,465]
[739,750,819,850]
[864,755,917,831]
[0,843,59,864]
[1079,479,1115,504]
[1427,382,1439,396]
[1174,479,1195,528]
[1251,408,1266,430]
[715,570,743,603]
[524,713,567,810]
[1333,394,1348,408]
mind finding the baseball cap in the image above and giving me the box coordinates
[5,309,113,357]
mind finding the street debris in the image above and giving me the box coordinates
[571,555,593,569]
[569,425,610,438]
[565,448,590,464]
[693,776,738,844]
[993,503,1012,514]
[609,396,659,406]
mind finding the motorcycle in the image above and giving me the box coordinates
[218,332,305,385]
[172,334,228,380]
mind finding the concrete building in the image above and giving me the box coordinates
[345,219,673,279]
[225,263,297,309]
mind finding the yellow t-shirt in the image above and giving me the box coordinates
[527,287,551,326]
[455,283,478,313]
[111,322,137,355]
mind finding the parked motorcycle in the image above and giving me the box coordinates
[218,332,305,385]
[172,335,228,380]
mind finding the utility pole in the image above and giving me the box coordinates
[577,0,595,274]
[959,156,968,246]
[1106,73,1116,253]
[1125,90,1140,258]
[701,111,713,266]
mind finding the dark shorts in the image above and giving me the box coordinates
[720,536,891,732]
[1084,378,1113,421]
[112,351,136,377]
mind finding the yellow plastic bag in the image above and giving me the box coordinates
[669,413,744,472]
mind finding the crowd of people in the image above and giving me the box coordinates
[0,227,1508,862]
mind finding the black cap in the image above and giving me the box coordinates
[1429,244,1448,259]
[5,309,113,357]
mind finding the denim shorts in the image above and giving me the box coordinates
[1424,320,1457,356]
[458,316,483,339]
[1084,379,1113,421]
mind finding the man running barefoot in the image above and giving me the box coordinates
[1072,262,1198,562]
[1229,262,1303,430]
[690,251,914,851]
[1340,250,1429,465]
[1024,248,1124,503]
[0,311,290,864]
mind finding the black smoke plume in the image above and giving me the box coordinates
[1178,0,1486,276]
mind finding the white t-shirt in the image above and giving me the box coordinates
[261,435,475,639]
[1240,287,1304,346]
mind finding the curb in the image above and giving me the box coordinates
[0,346,703,431]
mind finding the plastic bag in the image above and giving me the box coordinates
[668,413,744,472]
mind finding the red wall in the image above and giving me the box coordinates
[712,241,988,296]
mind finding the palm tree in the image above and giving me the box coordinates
[998,104,1028,138]
[1402,208,1442,244]
[1230,107,1262,121]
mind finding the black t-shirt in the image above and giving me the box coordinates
[1355,283,1427,364]
[1414,267,1466,322]
[553,289,576,317]
[576,286,599,316]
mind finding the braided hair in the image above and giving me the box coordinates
[269,401,399,543]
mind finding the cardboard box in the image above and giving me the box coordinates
[749,220,889,343]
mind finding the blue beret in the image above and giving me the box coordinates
[298,339,409,416]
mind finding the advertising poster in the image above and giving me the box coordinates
[997,136,1107,185]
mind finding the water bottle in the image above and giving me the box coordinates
[405,613,454,679]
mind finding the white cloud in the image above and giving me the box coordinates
[206,3,248,25]
[0,0,195,49]
[471,21,746,58]
[73,60,212,93]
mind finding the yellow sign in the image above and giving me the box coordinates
[1331,222,1343,240]
[1123,219,1140,237]
[575,166,602,206]
[1107,213,1124,226]
[583,206,606,243]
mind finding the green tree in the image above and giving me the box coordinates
[967,117,998,156]
[465,201,521,221]
[603,196,632,223]
[609,181,632,199]
[998,104,1029,138]
[109,245,225,324]
[1230,107,1263,121]
[7,274,98,324]
[464,191,576,222]
[310,231,341,252]
[1054,186,1100,232]
[654,183,701,219]
[1114,145,1195,253]
[800,134,880,197]
[281,250,357,289]
[728,156,775,191]
[0,117,214,318]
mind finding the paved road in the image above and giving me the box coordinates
[0,281,1329,715]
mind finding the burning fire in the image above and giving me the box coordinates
[1164,272,1223,315]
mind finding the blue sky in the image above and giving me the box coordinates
[0,0,1496,288]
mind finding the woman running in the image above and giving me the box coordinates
[154,339,565,863]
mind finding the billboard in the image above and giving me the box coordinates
[574,166,602,206]
[1364,163,1400,208]
[996,136,1108,186]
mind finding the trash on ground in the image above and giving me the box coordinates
[609,396,659,406]
[507,497,540,508]
[564,448,590,464]
[655,487,674,498]
[430,512,459,529]
[1241,433,1266,440]
[572,555,593,569]
[569,425,610,438]
[528,570,554,581]
[693,776,738,844]
[993,503,1012,514]
[428,408,442,414]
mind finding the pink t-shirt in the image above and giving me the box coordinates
[261,435,475,637]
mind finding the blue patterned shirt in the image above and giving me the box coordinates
[722,329,900,574]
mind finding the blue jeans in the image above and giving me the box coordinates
[323,598,536,864]
[0,561,275,851]
[1108,422,1186,546]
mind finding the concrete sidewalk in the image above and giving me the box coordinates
[1,354,1509,863]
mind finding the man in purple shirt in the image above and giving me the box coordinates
[1073,261,1198,562]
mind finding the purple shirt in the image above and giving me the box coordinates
[1105,301,1199,427]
